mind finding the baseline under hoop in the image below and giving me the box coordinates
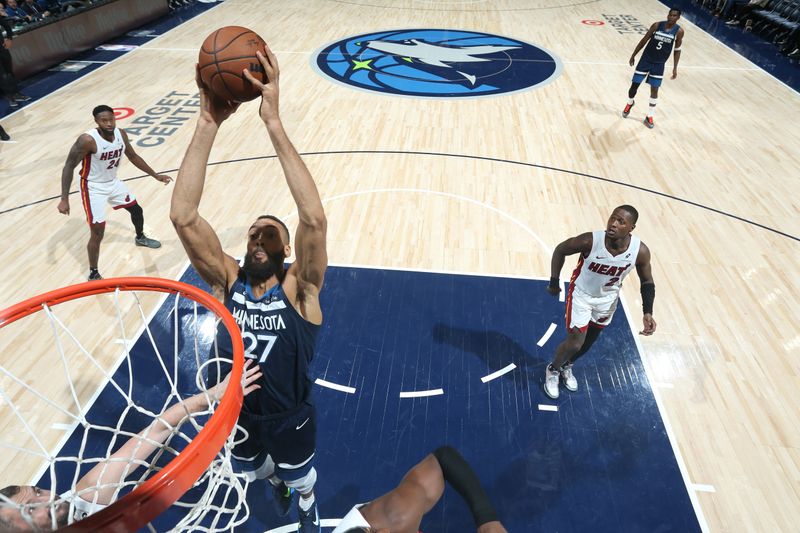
[0,277,245,533]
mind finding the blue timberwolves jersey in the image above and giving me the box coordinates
[643,22,680,63]
[217,273,320,416]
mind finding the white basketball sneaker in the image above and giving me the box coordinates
[561,363,578,392]
[544,364,560,399]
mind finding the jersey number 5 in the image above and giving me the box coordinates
[656,41,663,50]
[242,332,277,363]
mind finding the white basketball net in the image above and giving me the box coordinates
[0,285,251,532]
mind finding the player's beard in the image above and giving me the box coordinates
[242,249,285,284]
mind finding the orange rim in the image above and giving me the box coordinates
[0,277,244,532]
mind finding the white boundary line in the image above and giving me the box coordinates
[620,295,710,532]
[536,322,558,347]
[480,363,516,383]
[399,388,444,398]
[691,484,717,493]
[538,404,558,412]
[315,378,356,394]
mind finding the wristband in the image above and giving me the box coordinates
[641,283,655,315]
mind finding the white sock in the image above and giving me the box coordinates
[627,98,635,105]
[298,492,315,512]
[648,98,657,117]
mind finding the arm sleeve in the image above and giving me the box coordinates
[432,446,499,527]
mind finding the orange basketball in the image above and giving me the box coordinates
[198,26,268,102]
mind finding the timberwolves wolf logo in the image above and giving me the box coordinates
[314,29,562,98]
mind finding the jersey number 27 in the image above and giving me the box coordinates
[242,332,277,363]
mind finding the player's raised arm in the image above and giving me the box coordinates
[74,361,262,505]
[245,48,328,296]
[635,242,657,335]
[547,232,593,295]
[57,134,95,216]
[170,68,241,298]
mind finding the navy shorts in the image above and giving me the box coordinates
[632,58,666,87]
[231,401,316,482]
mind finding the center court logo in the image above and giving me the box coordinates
[314,29,563,98]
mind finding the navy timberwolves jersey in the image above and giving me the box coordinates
[217,273,320,416]
[643,22,680,63]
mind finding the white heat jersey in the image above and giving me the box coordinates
[571,230,640,298]
[80,128,125,184]
[60,490,107,525]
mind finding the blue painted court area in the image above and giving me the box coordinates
[42,266,701,532]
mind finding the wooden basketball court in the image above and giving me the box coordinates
[1,0,798,531]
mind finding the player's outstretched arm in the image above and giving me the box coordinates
[636,242,657,335]
[57,134,94,216]
[245,48,328,303]
[547,232,593,295]
[170,68,241,298]
[360,453,445,533]
[120,130,172,184]
[73,361,262,505]
[361,447,506,533]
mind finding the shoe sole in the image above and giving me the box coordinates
[135,242,162,248]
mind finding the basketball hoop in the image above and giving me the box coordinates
[0,277,247,532]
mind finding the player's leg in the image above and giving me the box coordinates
[643,65,664,128]
[568,322,604,365]
[107,181,161,248]
[87,223,105,280]
[562,297,617,391]
[122,203,161,248]
[624,59,649,117]
[229,413,295,517]
[268,403,319,532]
[81,181,109,280]
[545,290,590,399]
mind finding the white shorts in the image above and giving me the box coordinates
[79,179,136,225]
[565,286,619,332]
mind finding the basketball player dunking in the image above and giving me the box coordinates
[57,105,172,280]
[622,8,684,129]
[170,48,326,532]
[543,205,656,400]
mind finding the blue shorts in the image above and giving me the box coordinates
[632,58,666,87]
[231,401,316,482]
